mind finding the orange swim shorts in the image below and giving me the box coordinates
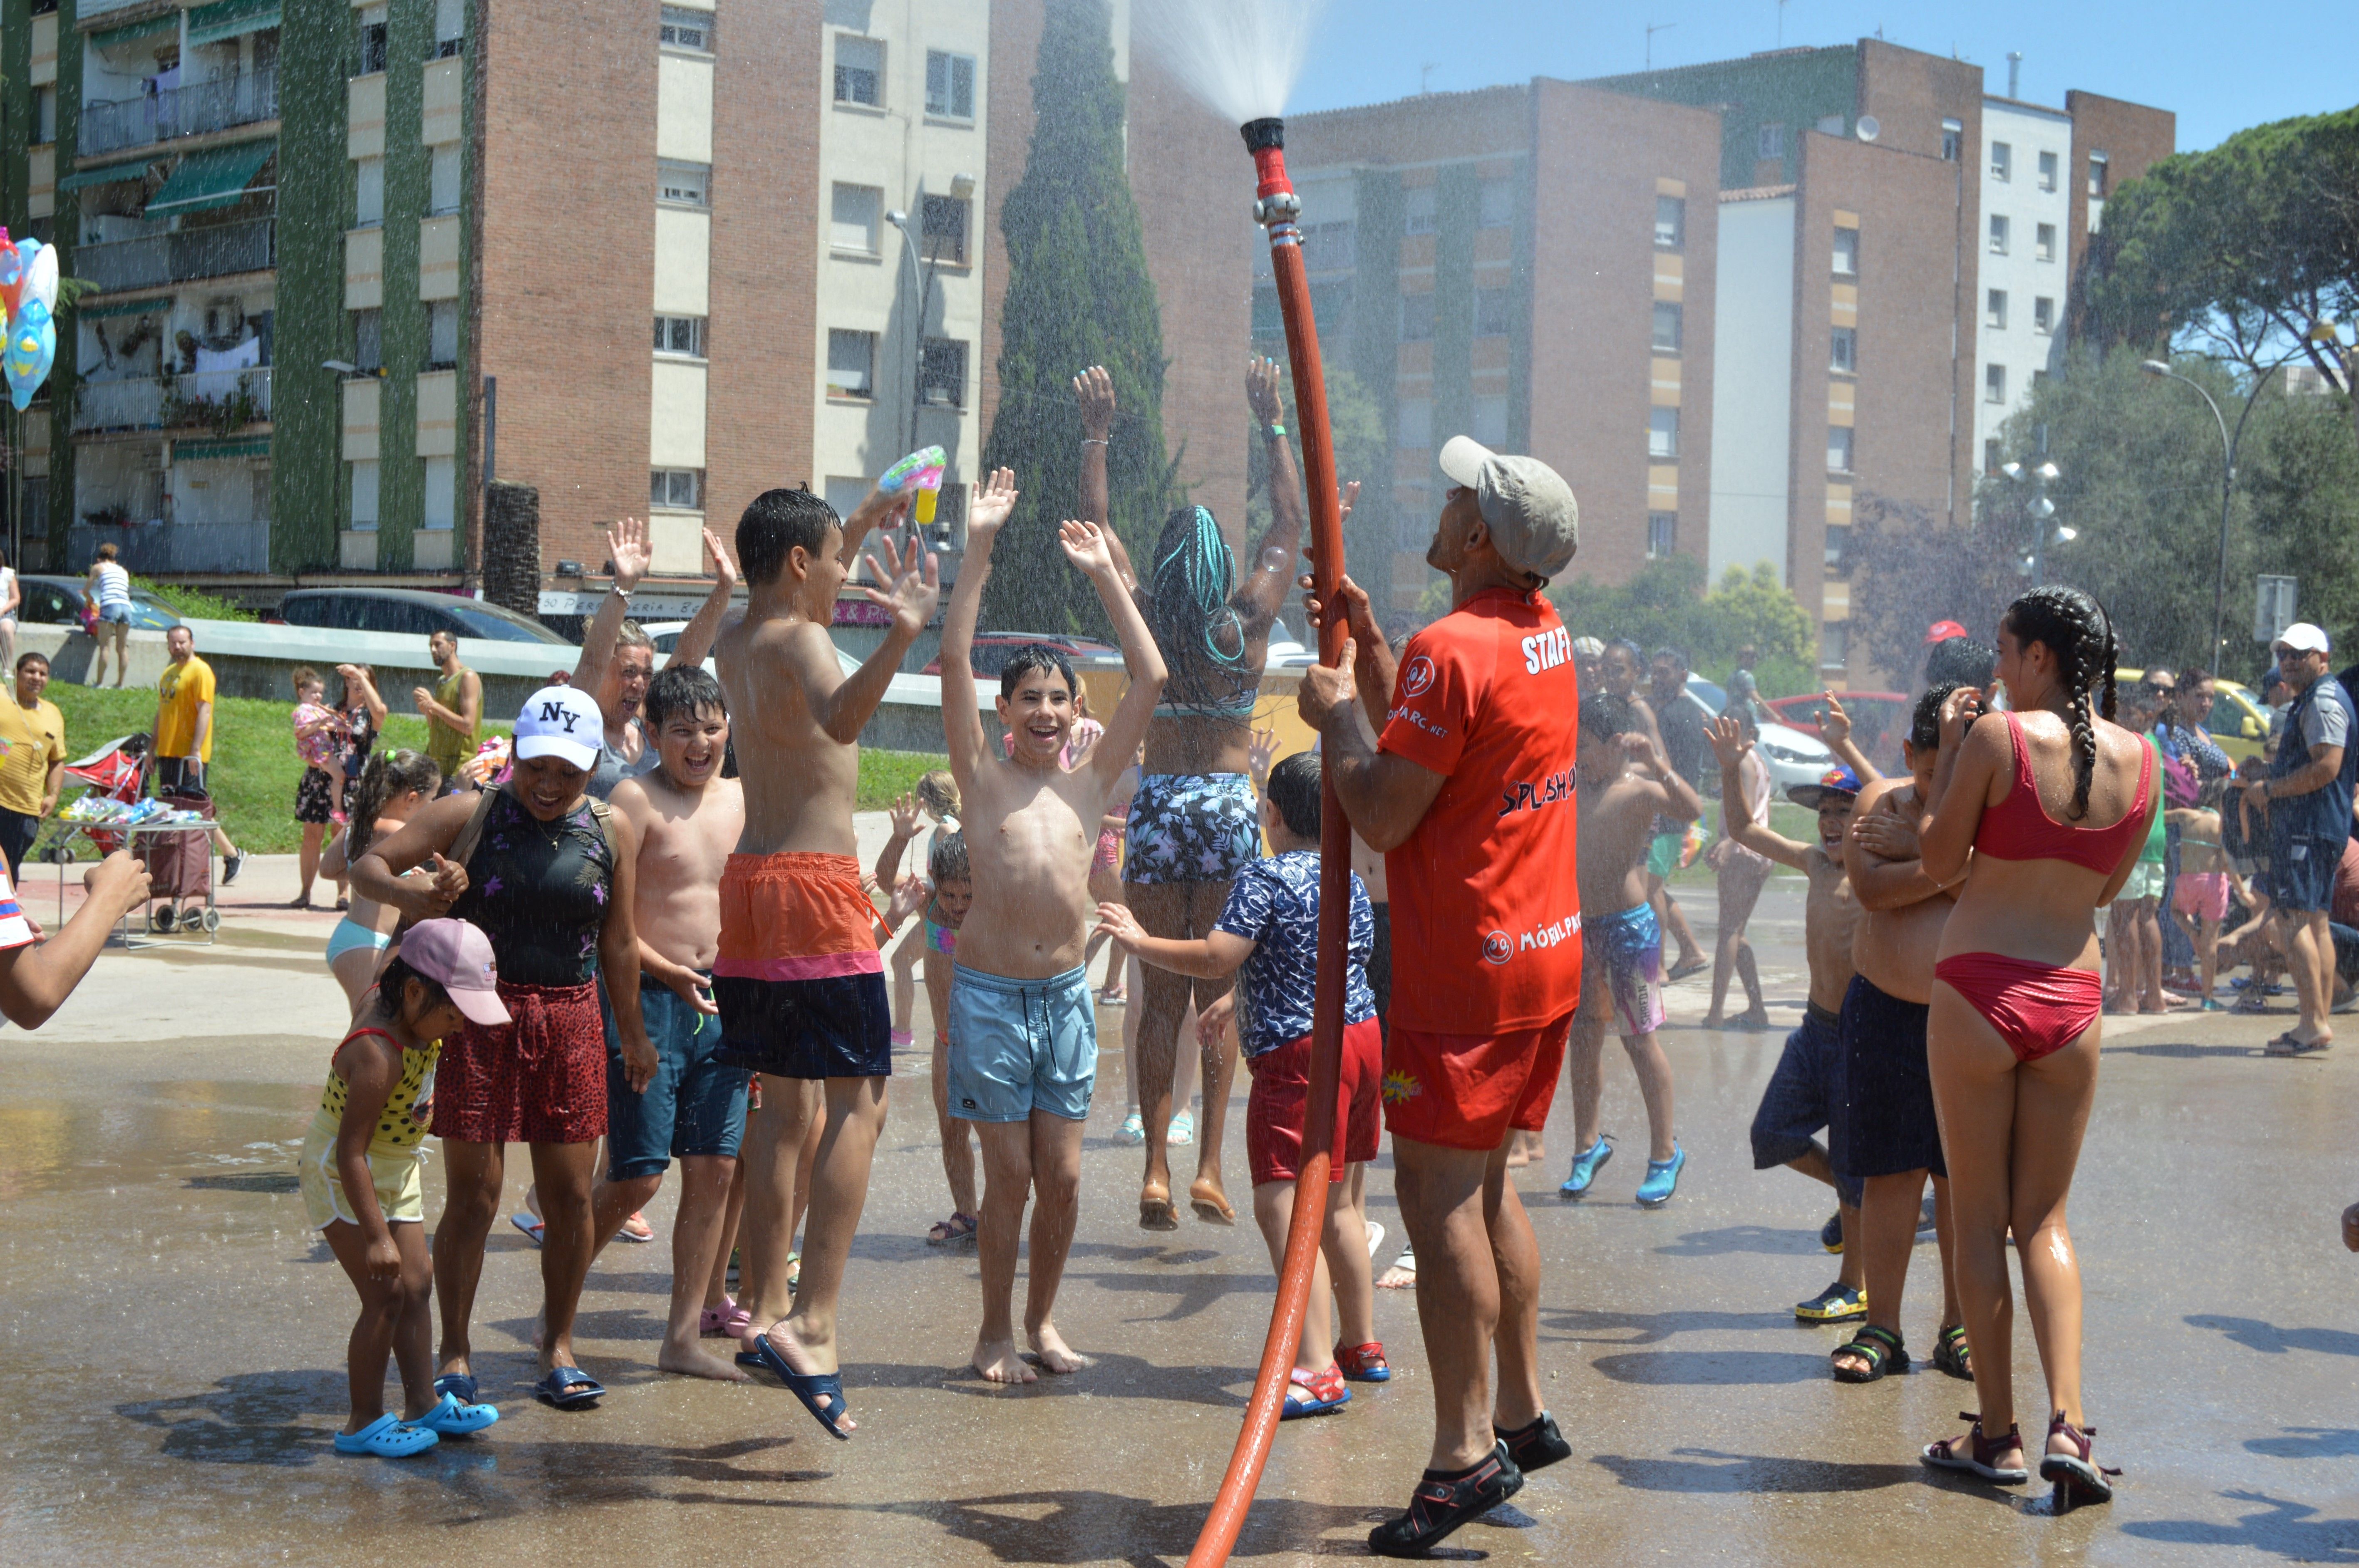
[713,852,891,1080]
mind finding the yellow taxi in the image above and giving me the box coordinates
[2118,668,2272,763]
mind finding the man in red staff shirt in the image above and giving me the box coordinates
[1299,435,1583,1558]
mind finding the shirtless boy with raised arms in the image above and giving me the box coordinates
[712,481,936,1439]
[938,471,1165,1382]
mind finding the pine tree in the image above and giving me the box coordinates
[979,0,1173,634]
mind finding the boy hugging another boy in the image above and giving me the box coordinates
[938,472,1166,1383]
[1099,751,1386,1418]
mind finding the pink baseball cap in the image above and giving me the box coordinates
[400,918,511,1026]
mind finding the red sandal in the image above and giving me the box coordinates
[1920,1411,2029,1484]
[2040,1410,2121,1511]
[1335,1341,1392,1382]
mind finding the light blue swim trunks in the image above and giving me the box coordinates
[946,963,1096,1123]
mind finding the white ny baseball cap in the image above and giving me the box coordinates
[513,684,603,770]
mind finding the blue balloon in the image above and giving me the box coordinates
[5,299,55,412]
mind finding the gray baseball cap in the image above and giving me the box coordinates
[1437,436,1579,579]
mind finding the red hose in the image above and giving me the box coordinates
[1185,124,1350,1568]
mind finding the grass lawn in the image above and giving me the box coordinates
[41,683,947,855]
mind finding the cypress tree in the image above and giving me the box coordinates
[978,0,1173,634]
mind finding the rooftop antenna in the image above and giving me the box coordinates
[1777,0,1788,48]
[2007,51,2022,99]
[1647,20,1677,69]
[1419,62,1437,94]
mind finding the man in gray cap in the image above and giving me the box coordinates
[1297,434,1582,1556]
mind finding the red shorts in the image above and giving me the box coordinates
[431,979,608,1145]
[1382,1010,1573,1152]
[1245,1017,1384,1187]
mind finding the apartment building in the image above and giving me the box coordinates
[1261,81,1721,613]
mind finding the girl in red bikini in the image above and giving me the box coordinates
[1913,586,2154,1512]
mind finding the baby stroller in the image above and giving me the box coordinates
[34,733,152,860]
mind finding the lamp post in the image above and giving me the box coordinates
[1999,426,2071,579]
[2141,356,2279,671]
[886,171,978,488]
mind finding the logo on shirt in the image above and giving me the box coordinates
[1387,704,1450,740]
[1381,1069,1423,1105]
[1402,655,1436,699]
[1482,930,1514,964]
[1521,626,1572,675]
[1498,767,1577,818]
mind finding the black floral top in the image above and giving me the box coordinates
[447,787,614,987]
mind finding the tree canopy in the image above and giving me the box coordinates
[1539,554,1818,697]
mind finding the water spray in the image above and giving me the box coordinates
[1181,114,1352,1568]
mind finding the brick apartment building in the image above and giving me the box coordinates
[0,0,1245,614]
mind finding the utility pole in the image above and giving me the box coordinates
[1646,21,1677,69]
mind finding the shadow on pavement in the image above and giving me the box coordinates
[1650,1224,1821,1258]
[1542,1305,1801,1345]
[2187,1315,2359,1357]
[1592,1448,1936,1495]
[1590,1349,1828,1385]
[2120,1491,2359,1560]
[2247,1427,2359,1459]
[2101,1042,2258,1058]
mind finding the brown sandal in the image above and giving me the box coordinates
[2040,1411,2121,1511]
[1921,1411,2028,1484]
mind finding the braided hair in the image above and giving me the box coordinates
[1147,505,1253,716]
[2002,586,2118,821]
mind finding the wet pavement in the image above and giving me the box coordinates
[4,859,2357,1564]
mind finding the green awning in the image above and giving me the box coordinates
[186,0,282,47]
[172,436,271,461]
[89,14,177,52]
[146,141,275,216]
[58,159,155,191]
[80,297,173,320]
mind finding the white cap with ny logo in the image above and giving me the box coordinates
[513,684,604,771]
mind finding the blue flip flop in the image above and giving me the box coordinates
[752,1331,853,1441]
[533,1367,605,1408]
[432,1372,479,1405]
[415,1390,501,1436]
[333,1413,439,1457]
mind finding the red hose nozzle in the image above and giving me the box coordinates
[1240,117,1293,206]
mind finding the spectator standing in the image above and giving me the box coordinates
[0,651,65,882]
[336,663,388,792]
[2250,624,2357,1056]
[153,624,242,882]
[86,543,132,688]
[290,666,350,910]
[415,630,482,790]
[2155,669,2233,984]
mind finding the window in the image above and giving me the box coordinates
[1478,178,1515,230]
[1300,220,1355,272]
[1757,122,1785,160]
[659,5,712,52]
[428,144,461,215]
[19,476,45,541]
[352,308,382,372]
[653,315,707,357]
[1396,398,1432,451]
[1986,289,2008,329]
[355,156,384,226]
[834,36,883,107]
[1816,114,1845,136]
[1399,292,1434,342]
[2038,150,2058,191]
[921,193,970,265]
[1655,195,1685,249]
[2036,222,2056,262]
[425,300,458,369]
[1651,301,1682,352]
[1403,186,1436,235]
[31,86,55,144]
[1827,425,1853,472]
[349,460,380,531]
[1824,523,1851,569]
[1833,227,1858,276]
[826,328,874,398]
[1830,326,1857,373]
[1985,363,2007,404]
[920,337,968,407]
[1647,512,1677,558]
[1987,214,2009,254]
[651,468,703,510]
[432,0,464,56]
[1471,394,1509,446]
[829,183,880,253]
[925,51,976,120]
[1989,141,2012,182]
[423,457,456,531]
[1984,437,2002,475]
[1476,286,1515,337]
[1649,407,1679,459]
[357,4,388,74]
[2032,296,2055,335]
[1941,118,1963,161]
[1821,622,1848,669]
[659,161,710,206]
[2087,152,2109,197]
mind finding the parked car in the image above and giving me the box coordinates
[1766,690,1911,777]
[274,588,573,645]
[1679,674,1837,793]
[2118,666,2272,763]
[923,632,1118,677]
[17,574,182,631]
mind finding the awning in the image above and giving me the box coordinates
[186,0,282,47]
[89,15,177,52]
[80,297,174,320]
[58,159,155,191]
[146,141,275,216]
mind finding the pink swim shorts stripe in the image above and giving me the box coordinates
[713,950,885,982]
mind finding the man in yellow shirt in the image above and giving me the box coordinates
[154,625,243,881]
[0,651,66,881]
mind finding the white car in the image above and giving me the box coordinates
[1681,674,1836,793]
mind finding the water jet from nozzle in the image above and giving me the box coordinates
[1134,0,1330,128]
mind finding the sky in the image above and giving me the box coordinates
[1282,0,2359,152]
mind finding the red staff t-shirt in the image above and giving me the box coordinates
[1378,587,1583,1035]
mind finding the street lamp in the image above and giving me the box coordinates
[2141,355,2281,672]
[886,171,979,478]
[1998,443,2067,579]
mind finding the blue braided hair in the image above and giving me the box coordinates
[1148,505,1255,717]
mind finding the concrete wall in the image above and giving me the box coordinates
[1709,192,1796,583]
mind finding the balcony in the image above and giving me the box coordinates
[76,218,274,292]
[79,69,279,157]
[73,367,272,435]
[66,520,270,575]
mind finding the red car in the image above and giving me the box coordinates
[1765,691,1912,776]
[923,632,1119,677]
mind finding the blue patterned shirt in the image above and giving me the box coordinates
[1214,850,1376,1058]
